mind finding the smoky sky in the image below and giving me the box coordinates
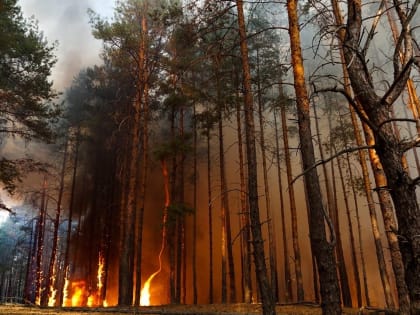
[18,0,115,91]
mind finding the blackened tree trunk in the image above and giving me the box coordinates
[35,177,47,305]
[286,0,341,313]
[41,137,69,306]
[235,1,275,314]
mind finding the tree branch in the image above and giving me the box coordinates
[311,83,377,132]
[291,145,375,186]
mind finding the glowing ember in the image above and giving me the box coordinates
[103,300,108,307]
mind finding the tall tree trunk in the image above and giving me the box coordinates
[24,218,36,303]
[215,59,236,303]
[118,95,141,306]
[280,86,304,302]
[273,106,292,303]
[362,122,411,312]
[287,0,341,313]
[60,127,80,306]
[235,75,252,304]
[334,42,407,311]
[192,104,198,304]
[256,48,278,302]
[235,1,275,314]
[35,177,47,305]
[42,137,69,307]
[134,6,149,306]
[313,100,352,306]
[343,151,365,307]
[207,122,214,304]
[335,151,362,307]
[339,0,420,309]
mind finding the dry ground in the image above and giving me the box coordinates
[0,303,394,314]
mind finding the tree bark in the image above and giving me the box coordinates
[235,1,275,314]
[287,0,341,313]
[338,0,420,310]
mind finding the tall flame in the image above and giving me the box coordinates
[139,160,170,306]
[47,265,57,306]
[62,268,70,307]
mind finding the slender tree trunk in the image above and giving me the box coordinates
[335,151,362,307]
[313,100,355,305]
[60,127,80,306]
[24,219,35,303]
[235,76,252,304]
[273,106,292,303]
[287,0,341,313]
[192,105,198,304]
[35,177,47,305]
[134,6,149,306]
[343,151,365,307]
[256,49,278,302]
[236,1,274,314]
[41,137,69,307]
[215,60,236,304]
[280,87,304,302]
[207,123,214,304]
[362,122,411,312]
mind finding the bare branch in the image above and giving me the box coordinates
[381,57,414,106]
[362,0,386,56]
[291,145,375,186]
[401,136,420,152]
[311,83,377,132]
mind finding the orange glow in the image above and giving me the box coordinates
[139,160,170,306]
[62,276,70,306]
[140,271,159,306]
[64,253,106,307]
[87,294,94,307]
[103,300,108,307]
[71,281,86,307]
[97,254,105,291]
[47,265,57,307]
[47,286,57,307]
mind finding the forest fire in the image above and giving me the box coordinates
[62,254,106,307]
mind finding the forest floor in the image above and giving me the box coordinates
[0,303,394,315]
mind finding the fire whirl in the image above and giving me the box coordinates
[139,159,170,306]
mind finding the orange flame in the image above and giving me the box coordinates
[71,281,86,307]
[47,265,57,306]
[139,160,170,306]
[62,275,70,306]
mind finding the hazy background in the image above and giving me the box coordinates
[18,0,115,91]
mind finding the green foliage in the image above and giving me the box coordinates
[0,0,59,143]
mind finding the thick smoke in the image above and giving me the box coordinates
[18,0,115,91]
